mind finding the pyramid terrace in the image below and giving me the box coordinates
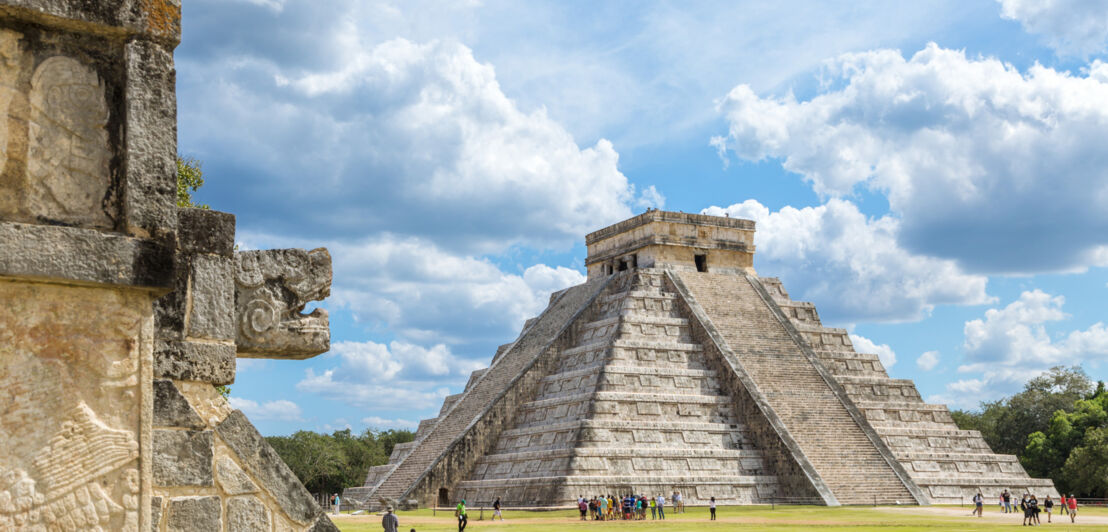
[345,210,1056,509]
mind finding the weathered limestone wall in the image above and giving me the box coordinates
[150,208,338,531]
[760,276,1058,503]
[0,1,339,530]
[665,272,826,504]
[355,278,610,509]
[0,2,177,530]
[0,281,155,530]
[585,211,755,279]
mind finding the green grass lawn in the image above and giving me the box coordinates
[332,505,1108,531]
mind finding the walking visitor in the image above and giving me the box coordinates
[1068,495,1077,523]
[1043,495,1053,523]
[493,496,503,520]
[332,493,341,516]
[381,505,399,532]
[972,492,983,517]
[455,499,467,532]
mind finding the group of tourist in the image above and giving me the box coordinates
[972,490,1079,524]
[575,492,690,521]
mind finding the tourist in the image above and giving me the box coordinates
[1067,495,1077,523]
[1003,490,1011,513]
[1043,495,1053,523]
[649,495,656,519]
[333,493,341,516]
[1020,494,1030,526]
[578,497,588,520]
[656,494,666,520]
[455,499,467,532]
[1059,494,1067,516]
[493,497,503,521]
[972,492,983,517]
[1030,494,1040,525]
[608,495,616,520]
[709,496,717,520]
[382,505,399,532]
[599,494,608,520]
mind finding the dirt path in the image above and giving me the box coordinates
[879,505,1108,525]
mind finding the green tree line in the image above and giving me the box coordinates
[952,366,1108,497]
[265,428,414,496]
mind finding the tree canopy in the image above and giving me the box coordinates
[266,428,415,496]
[177,156,207,209]
[952,366,1108,496]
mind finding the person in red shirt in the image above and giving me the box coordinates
[1067,495,1077,523]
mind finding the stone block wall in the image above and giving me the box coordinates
[150,208,337,531]
[0,2,340,530]
[767,274,1058,503]
[0,2,177,529]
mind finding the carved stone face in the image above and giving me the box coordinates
[234,248,332,359]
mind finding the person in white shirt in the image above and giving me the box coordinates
[709,497,717,520]
[655,495,666,520]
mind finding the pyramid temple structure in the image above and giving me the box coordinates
[344,211,1056,508]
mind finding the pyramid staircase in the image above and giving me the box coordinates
[344,210,1057,508]
[673,271,922,505]
[454,269,780,504]
[756,277,1057,503]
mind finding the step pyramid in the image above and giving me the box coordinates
[344,211,1056,509]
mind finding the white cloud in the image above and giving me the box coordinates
[228,398,305,421]
[635,185,666,210]
[361,417,419,431]
[998,0,1108,56]
[182,37,638,254]
[236,0,286,12]
[297,339,483,411]
[917,350,940,371]
[939,289,1108,406]
[716,43,1108,273]
[326,235,587,345]
[238,231,586,348]
[850,334,897,369]
[703,199,990,323]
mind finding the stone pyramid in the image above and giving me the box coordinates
[345,211,1056,508]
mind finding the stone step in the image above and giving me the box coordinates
[495,419,752,438]
[369,280,609,503]
[677,271,918,504]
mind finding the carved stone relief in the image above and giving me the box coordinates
[0,29,25,218]
[26,55,112,227]
[234,248,332,359]
[0,282,151,531]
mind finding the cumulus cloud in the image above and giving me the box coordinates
[180,34,642,254]
[716,43,1108,273]
[324,235,587,346]
[703,199,990,323]
[917,350,940,371]
[850,334,897,368]
[998,0,1108,56]
[937,290,1108,406]
[297,339,480,411]
[237,230,586,348]
[228,398,305,421]
[362,416,419,431]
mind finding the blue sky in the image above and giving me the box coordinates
[177,0,1108,435]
